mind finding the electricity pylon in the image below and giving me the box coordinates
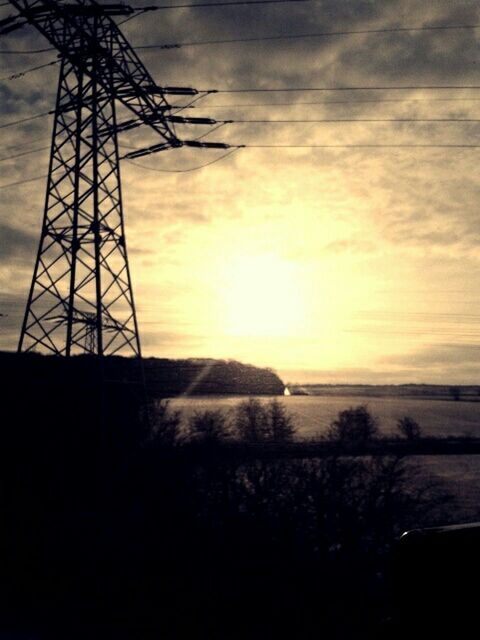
[8,0,228,357]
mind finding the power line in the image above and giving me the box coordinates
[135,0,314,10]
[209,85,480,93]
[227,118,480,123]
[125,147,239,172]
[0,60,58,82]
[171,91,210,113]
[4,134,49,150]
[196,97,480,108]
[135,23,480,50]
[117,0,312,25]
[125,143,480,172]
[0,110,52,129]
[6,20,479,54]
[0,100,207,131]
[2,113,477,139]
[193,121,228,140]
[0,174,47,190]
[1,142,477,188]
[3,109,478,136]
[0,145,49,163]
[240,143,480,148]
[0,46,55,54]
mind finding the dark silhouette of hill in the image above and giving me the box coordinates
[143,356,285,396]
[0,351,285,396]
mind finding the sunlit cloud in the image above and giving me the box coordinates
[1,0,479,381]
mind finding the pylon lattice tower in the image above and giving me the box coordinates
[21,47,141,356]
[7,0,228,357]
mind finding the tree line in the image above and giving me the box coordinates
[148,397,423,447]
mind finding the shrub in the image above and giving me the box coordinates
[187,409,230,444]
[397,416,422,440]
[232,398,269,442]
[326,405,379,444]
[232,398,296,442]
[148,399,182,447]
[267,398,296,442]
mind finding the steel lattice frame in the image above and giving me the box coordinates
[19,43,141,355]
[11,0,180,356]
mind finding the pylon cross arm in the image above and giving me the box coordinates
[7,0,179,144]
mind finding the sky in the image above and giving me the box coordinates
[0,0,480,384]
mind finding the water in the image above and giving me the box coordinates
[169,394,480,520]
[170,394,480,439]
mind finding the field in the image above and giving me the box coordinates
[170,395,480,519]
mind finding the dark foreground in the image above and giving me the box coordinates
[1,370,477,639]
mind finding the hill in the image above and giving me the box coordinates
[0,351,285,397]
[143,356,285,396]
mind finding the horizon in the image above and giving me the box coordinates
[1,348,477,387]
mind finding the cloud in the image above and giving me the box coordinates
[0,223,36,262]
[279,365,437,385]
[382,343,480,367]
[0,291,27,350]
[324,238,377,254]
[1,1,479,381]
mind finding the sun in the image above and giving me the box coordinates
[221,254,305,337]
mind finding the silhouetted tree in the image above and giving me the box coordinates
[326,405,379,444]
[232,398,296,442]
[233,398,269,442]
[148,399,182,447]
[187,409,230,444]
[397,416,422,440]
[267,398,296,442]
